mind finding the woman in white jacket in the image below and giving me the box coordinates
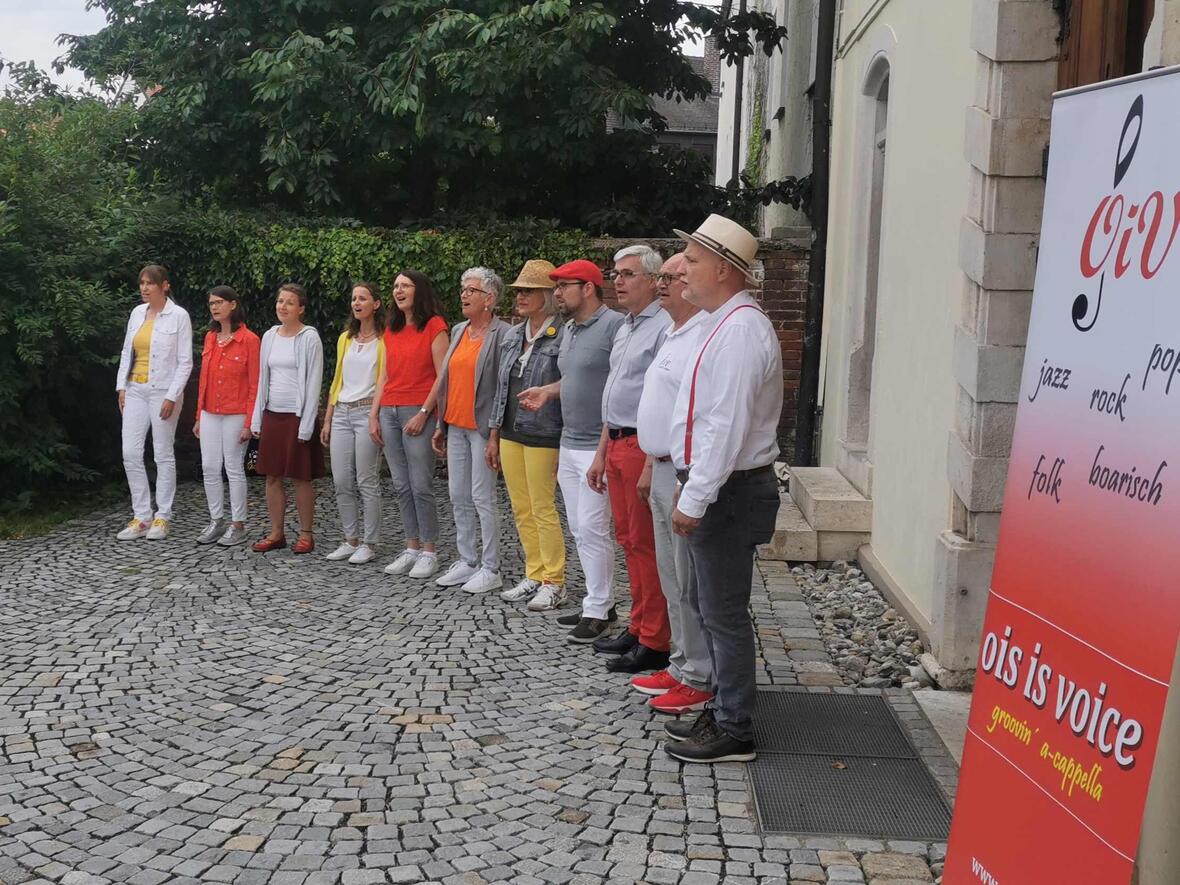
[250,283,326,555]
[114,265,194,541]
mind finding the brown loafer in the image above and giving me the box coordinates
[291,536,315,554]
[251,536,287,552]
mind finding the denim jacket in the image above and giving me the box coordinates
[489,318,564,439]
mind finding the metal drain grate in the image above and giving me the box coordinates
[753,692,916,758]
[749,691,952,840]
[749,755,952,840]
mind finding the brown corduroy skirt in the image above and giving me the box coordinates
[256,410,325,481]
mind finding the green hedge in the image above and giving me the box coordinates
[143,211,600,339]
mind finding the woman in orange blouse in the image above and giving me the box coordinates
[430,267,509,594]
[194,286,260,546]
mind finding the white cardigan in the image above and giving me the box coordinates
[115,299,194,402]
[252,325,324,442]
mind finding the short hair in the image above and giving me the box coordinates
[207,285,246,332]
[517,286,559,317]
[277,282,308,309]
[138,264,170,286]
[461,266,503,299]
[346,281,386,338]
[613,244,662,274]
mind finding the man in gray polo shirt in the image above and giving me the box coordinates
[587,244,672,674]
[518,259,625,643]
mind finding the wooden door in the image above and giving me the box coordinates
[1057,0,1156,89]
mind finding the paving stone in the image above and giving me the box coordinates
[0,482,947,885]
[860,854,933,881]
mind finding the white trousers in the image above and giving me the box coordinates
[199,411,249,523]
[557,445,614,619]
[122,382,182,522]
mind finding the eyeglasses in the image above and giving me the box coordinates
[461,286,490,297]
[654,273,686,285]
[604,269,652,282]
[208,298,228,307]
[553,281,585,291]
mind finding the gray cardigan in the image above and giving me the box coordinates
[252,325,324,441]
[435,316,509,439]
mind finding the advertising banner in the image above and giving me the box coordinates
[944,68,1180,883]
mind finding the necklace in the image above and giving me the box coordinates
[217,330,233,345]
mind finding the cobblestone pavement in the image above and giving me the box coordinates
[0,479,954,885]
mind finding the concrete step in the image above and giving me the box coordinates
[758,494,817,562]
[789,466,873,533]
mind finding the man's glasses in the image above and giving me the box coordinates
[553,281,584,291]
[654,273,686,286]
[604,269,652,282]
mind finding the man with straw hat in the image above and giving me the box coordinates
[662,214,783,764]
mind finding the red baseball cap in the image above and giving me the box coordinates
[549,259,604,289]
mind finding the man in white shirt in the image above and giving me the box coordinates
[663,215,783,764]
[633,252,714,715]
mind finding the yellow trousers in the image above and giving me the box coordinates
[500,439,565,585]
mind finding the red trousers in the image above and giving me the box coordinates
[606,434,671,651]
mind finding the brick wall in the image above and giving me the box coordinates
[592,237,810,454]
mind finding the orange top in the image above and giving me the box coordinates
[442,333,484,430]
[380,316,448,406]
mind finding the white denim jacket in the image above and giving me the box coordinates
[115,299,194,402]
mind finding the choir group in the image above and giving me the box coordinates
[114,214,784,763]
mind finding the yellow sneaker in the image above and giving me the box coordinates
[145,518,170,540]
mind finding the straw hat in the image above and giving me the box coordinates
[673,214,759,283]
[510,259,558,290]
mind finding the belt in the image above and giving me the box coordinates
[339,397,374,409]
[608,426,637,440]
[676,464,774,485]
[656,455,671,463]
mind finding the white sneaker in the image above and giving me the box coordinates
[145,518,170,540]
[527,583,567,611]
[461,569,503,594]
[197,520,226,545]
[348,544,375,565]
[385,549,420,575]
[408,552,439,579]
[117,518,150,541]
[326,542,359,561]
[435,560,478,587]
[500,578,540,602]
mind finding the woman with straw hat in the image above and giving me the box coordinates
[485,260,567,611]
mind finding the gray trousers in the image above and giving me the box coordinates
[447,425,499,572]
[379,406,439,545]
[329,403,382,545]
[685,469,780,742]
[649,459,712,691]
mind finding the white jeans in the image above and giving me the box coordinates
[447,425,499,571]
[557,445,614,619]
[330,404,382,545]
[199,411,249,523]
[122,382,182,522]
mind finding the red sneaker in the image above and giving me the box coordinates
[649,684,713,714]
[630,669,680,697]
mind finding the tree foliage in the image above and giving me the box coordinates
[65,0,790,232]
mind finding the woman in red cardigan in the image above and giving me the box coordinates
[194,286,261,546]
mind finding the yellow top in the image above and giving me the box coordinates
[130,318,153,381]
